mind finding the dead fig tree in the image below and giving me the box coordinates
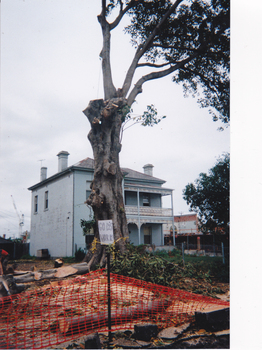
[82,0,230,269]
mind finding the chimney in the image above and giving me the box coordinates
[57,151,70,172]
[143,164,154,176]
[40,167,47,181]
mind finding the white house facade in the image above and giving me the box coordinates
[28,151,174,257]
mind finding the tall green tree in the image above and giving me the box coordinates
[183,153,230,234]
[83,0,230,269]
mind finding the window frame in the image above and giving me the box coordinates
[44,191,49,210]
[34,195,38,214]
[142,194,150,207]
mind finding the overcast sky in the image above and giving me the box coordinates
[0,0,231,239]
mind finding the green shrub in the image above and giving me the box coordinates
[75,248,86,262]
[19,254,36,260]
[110,243,229,296]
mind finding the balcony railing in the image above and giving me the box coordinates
[125,206,172,217]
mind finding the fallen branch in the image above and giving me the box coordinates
[0,275,25,298]
[51,299,171,335]
[13,263,90,284]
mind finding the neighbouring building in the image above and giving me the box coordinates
[173,213,200,248]
[174,213,228,252]
[174,213,200,236]
[28,151,174,257]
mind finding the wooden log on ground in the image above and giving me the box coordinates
[54,259,64,268]
[50,299,171,335]
[71,263,90,274]
[13,272,38,283]
[0,275,25,297]
[13,270,32,275]
[54,266,78,278]
[13,263,90,284]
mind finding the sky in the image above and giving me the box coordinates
[0,0,231,239]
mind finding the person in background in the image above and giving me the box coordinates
[0,249,9,275]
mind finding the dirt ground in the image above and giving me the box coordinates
[10,258,71,271]
[6,259,230,308]
[6,259,229,349]
[9,259,229,298]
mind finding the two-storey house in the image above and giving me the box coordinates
[28,151,174,257]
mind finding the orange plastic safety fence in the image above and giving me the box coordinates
[0,269,229,349]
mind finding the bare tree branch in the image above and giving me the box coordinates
[109,0,137,30]
[127,52,199,105]
[121,0,184,98]
[98,3,116,99]
[137,62,173,68]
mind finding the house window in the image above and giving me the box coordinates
[86,190,91,201]
[44,191,49,210]
[34,195,38,213]
[143,226,152,244]
[143,194,150,206]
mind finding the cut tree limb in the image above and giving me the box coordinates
[51,299,171,335]
[0,275,25,298]
[54,266,78,278]
[13,263,90,284]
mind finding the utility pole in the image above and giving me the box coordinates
[11,195,24,238]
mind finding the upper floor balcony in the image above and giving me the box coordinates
[125,205,173,218]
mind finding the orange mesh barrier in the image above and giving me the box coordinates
[0,269,229,349]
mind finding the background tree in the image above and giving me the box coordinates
[82,0,230,269]
[183,153,229,234]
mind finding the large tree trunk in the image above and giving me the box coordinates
[82,98,129,270]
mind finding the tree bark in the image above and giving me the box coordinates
[13,263,91,284]
[0,275,25,298]
[51,299,170,335]
[82,98,129,269]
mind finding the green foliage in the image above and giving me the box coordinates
[122,104,166,127]
[75,248,86,262]
[122,0,229,123]
[110,244,229,296]
[80,217,96,236]
[183,153,229,234]
[19,254,36,261]
[11,238,23,243]
[140,105,166,127]
[120,104,133,122]
[62,256,76,263]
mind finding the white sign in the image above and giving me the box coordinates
[98,220,114,245]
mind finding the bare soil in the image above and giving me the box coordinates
[6,259,229,349]
[11,258,71,271]
[9,259,229,298]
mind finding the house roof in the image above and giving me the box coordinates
[28,156,167,190]
[73,157,165,183]
[121,167,165,184]
[73,157,94,169]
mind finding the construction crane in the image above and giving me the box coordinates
[11,195,24,238]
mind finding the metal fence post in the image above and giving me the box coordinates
[182,242,185,266]
[221,242,225,264]
[107,250,112,346]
